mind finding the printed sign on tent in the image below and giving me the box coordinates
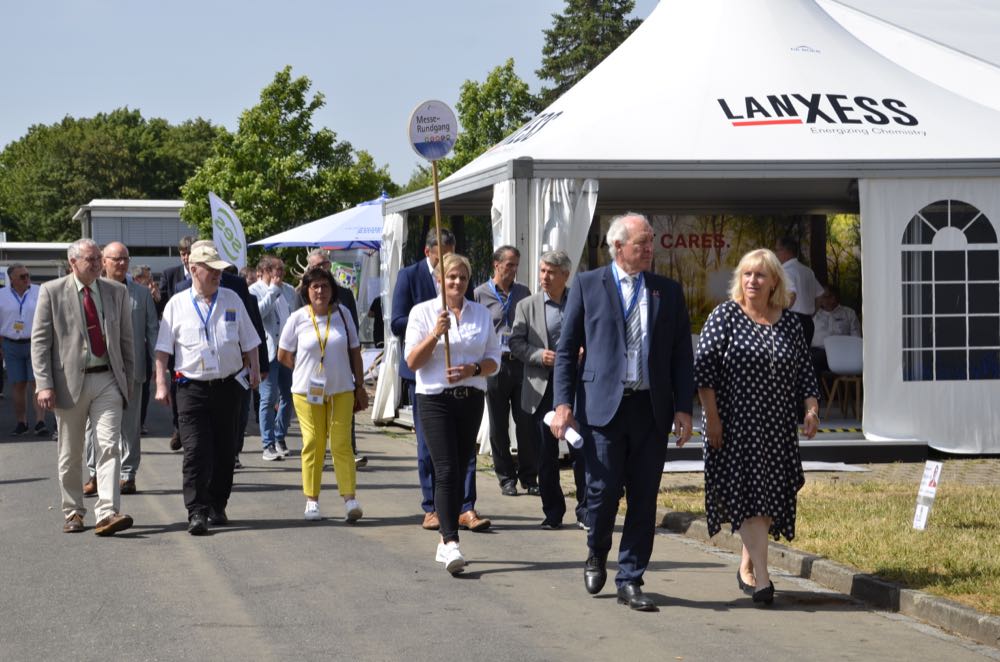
[209,192,247,270]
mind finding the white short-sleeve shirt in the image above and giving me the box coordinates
[156,287,261,380]
[404,298,502,395]
[278,304,359,396]
[0,284,38,339]
[782,258,823,316]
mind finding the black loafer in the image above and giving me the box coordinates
[752,581,775,605]
[617,582,657,611]
[501,482,518,497]
[525,485,541,496]
[737,570,755,595]
[208,508,229,526]
[584,554,607,594]
[540,519,562,530]
[188,512,209,535]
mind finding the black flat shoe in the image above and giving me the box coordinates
[752,581,775,605]
[584,554,607,595]
[617,582,658,612]
[737,570,755,595]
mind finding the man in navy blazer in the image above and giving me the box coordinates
[550,213,694,612]
[390,229,487,532]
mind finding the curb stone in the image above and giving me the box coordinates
[659,508,1000,649]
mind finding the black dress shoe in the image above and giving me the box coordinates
[584,554,607,594]
[737,570,755,595]
[539,519,562,530]
[617,582,657,611]
[752,581,775,605]
[500,482,518,496]
[525,485,541,496]
[188,512,209,535]
[208,507,229,526]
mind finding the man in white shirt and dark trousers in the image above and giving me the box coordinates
[154,241,261,535]
[474,246,537,496]
[0,263,48,436]
[775,236,824,347]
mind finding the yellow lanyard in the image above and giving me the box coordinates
[309,304,332,367]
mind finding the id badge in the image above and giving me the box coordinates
[500,326,512,350]
[307,374,327,405]
[12,321,24,333]
[200,346,220,374]
[625,349,639,382]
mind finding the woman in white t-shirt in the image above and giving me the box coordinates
[278,267,368,522]
[404,253,502,574]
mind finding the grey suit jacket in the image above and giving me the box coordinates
[509,290,564,415]
[126,279,158,383]
[31,275,135,410]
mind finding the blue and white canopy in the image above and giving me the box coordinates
[251,194,387,250]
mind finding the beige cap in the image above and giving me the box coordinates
[188,240,231,271]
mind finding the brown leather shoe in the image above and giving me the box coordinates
[169,430,182,451]
[458,509,491,532]
[120,479,136,495]
[422,511,440,530]
[82,476,98,497]
[63,513,84,533]
[94,512,134,537]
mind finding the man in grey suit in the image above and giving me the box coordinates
[83,242,158,496]
[509,251,588,530]
[33,239,136,536]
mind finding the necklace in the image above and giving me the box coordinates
[752,319,777,374]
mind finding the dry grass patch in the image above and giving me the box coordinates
[660,479,1000,616]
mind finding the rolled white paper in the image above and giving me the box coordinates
[542,411,584,449]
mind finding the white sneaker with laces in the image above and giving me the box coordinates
[344,498,363,522]
[262,446,282,461]
[304,501,322,521]
[435,541,466,574]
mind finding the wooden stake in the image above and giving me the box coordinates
[431,160,451,368]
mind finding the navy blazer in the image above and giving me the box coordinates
[552,265,694,437]
[390,259,473,382]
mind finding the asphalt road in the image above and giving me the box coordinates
[1,397,996,662]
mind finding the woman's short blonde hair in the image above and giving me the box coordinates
[437,253,472,281]
[729,248,793,309]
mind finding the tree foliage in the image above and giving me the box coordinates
[0,109,223,241]
[536,0,642,108]
[181,66,396,246]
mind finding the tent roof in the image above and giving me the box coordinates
[251,196,386,249]
[388,0,1000,217]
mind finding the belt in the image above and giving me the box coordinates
[500,351,512,361]
[84,365,110,374]
[622,387,648,398]
[2,337,30,344]
[440,386,480,399]
[181,373,237,387]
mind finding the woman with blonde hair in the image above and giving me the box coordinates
[694,248,819,605]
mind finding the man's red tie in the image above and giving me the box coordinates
[82,285,107,358]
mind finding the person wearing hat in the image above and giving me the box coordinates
[154,240,261,535]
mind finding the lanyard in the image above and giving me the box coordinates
[308,304,332,365]
[614,268,644,320]
[488,281,513,328]
[10,287,29,318]
[190,290,218,342]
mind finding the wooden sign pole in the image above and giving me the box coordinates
[431,159,451,368]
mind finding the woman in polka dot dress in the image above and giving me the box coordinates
[694,248,820,605]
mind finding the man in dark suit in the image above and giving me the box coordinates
[550,213,694,612]
[158,235,195,449]
[390,229,488,532]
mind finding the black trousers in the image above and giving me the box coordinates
[176,377,242,518]
[416,389,484,543]
[535,384,588,526]
[486,358,537,488]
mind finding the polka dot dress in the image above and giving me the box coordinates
[694,300,820,541]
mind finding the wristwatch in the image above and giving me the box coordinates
[473,362,482,376]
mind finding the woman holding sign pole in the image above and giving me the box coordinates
[694,248,819,605]
[405,254,501,575]
[278,267,368,523]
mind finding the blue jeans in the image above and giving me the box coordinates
[258,359,292,448]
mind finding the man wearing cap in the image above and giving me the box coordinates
[154,240,261,535]
[32,239,136,536]
[0,263,48,436]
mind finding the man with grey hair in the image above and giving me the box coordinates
[510,250,588,530]
[32,239,136,535]
[551,213,694,611]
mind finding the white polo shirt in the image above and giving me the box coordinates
[0,284,38,340]
[404,298,502,395]
[156,287,260,380]
[279,304,359,396]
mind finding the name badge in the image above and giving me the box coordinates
[625,349,639,383]
[307,374,327,405]
[200,346,220,374]
[224,309,237,322]
[500,326,512,350]
[13,321,24,333]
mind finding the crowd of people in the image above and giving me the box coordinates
[0,213,860,610]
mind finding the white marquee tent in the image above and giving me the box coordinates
[376,0,1000,454]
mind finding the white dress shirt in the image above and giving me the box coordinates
[404,298,502,395]
[279,304,359,396]
[156,287,260,380]
[812,305,862,348]
[782,258,823,316]
[0,284,38,339]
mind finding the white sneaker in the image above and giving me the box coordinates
[304,501,322,521]
[262,446,282,461]
[435,541,465,574]
[344,498,363,522]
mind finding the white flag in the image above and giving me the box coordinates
[209,192,247,270]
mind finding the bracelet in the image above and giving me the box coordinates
[806,409,819,419]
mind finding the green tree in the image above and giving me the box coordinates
[181,66,396,248]
[536,0,642,108]
[0,109,223,241]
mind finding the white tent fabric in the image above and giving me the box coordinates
[819,0,1000,113]
[528,178,598,284]
[372,212,406,423]
[860,177,1000,454]
[251,196,386,249]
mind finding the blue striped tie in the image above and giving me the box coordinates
[624,275,642,389]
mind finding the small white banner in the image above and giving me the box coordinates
[913,460,943,530]
[209,192,247,270]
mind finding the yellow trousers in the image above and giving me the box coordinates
[293,392,355,498]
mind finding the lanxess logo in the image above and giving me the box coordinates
[718,93,918,129]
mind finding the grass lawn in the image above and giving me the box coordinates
[659,479,1000,616]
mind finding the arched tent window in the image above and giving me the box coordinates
[901,199,1000,381]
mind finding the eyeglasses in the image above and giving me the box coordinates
[76,256,101,264]
[105,256,130,263]
[15,273,30,280]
